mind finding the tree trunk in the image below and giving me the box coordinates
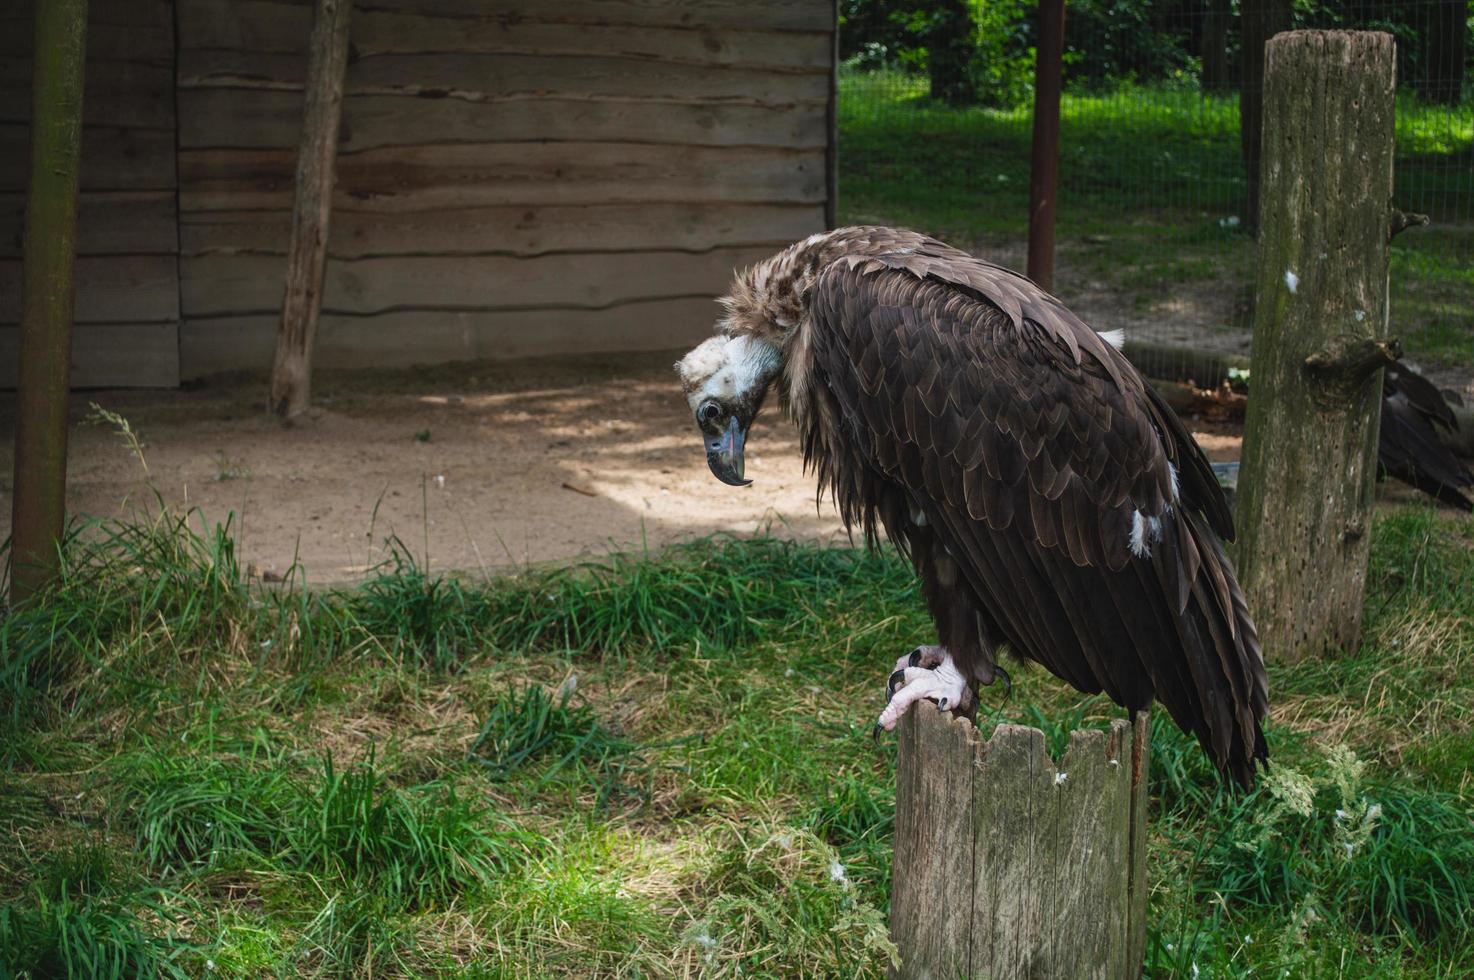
[10,0,87,604]
[269,0,352,420]
[888,709,1150,979]
[1239,0,1294,228]
[1201,0,1233,94]
[926,0,975,106]
[1235,31,1397,664]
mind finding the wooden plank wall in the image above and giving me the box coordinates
[176,0,834,378]
[0,0,181,388]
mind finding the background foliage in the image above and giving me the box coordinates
[840,0,1472,107]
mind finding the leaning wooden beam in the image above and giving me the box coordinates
[1122,342,1473,460]
[889,708,1150,979]
[10,0,88,603]
[1121,339,1249,389]
[1235,31,1397,663]
[268,0,352,420]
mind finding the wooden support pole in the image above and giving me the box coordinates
[1235,31,1397,663]
[1121,339,1250,389]
[10,0,88,604]
[1027,0,1065,291]
[269,0,352,420]
[889,709,1150,979]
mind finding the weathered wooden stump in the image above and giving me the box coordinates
[1235,30,1398,663]
[889,709,1150,980]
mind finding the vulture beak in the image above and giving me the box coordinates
[705,415,751,487]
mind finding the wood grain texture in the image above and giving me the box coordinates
[166,0,834,375]
[180,50,830,106]
[889,709,1149,979]
[0,0,171,34]
[0,17,172,63]
[0,58,174,128]
[0,322,179,387]
[180,202,823,258]
[0,0,181,392]
[179,143,826,211]
[180,1,829,68]
[1235,31,1397,663]
[180,90,826,151]
[0,124,175,191]
[0,256,179,324]
[181,246,778,317]
[0,192,177,257]
[181,0,833,33]
[179,297,722,377]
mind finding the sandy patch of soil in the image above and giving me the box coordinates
[0,351,1250,583]
[0,353,851,584]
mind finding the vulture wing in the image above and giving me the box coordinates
[807,244,1267,785]
[1380,364,1474,511]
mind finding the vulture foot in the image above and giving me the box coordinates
[876,645,970,734]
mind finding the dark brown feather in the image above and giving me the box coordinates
[786,228,1268,787]
[1379,363,1473,511]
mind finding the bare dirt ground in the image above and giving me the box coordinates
[0,351,1252,585]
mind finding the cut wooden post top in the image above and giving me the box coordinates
[888,708,1151,980]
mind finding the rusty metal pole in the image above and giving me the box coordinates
[1027,0,1065,291]
[10,0,88,604]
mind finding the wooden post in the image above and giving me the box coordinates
[889,709,1150,979]
[1027,0,1065,291]
[10,0,87,603]
[269,0,352,420]
[1235,31,1397,663]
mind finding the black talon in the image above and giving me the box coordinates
[871,723,885,743]
[887,668,907,699]
[908,648,923,668]
[937,697,949,711]
[996,665,1013,701]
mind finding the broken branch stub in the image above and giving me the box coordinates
[1304,336,1402,404]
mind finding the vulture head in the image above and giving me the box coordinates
[675,333,782,486]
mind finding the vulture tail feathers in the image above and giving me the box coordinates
[1142,381,1236,540]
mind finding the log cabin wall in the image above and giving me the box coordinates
[1,0,182,387]
[175,0,835,379]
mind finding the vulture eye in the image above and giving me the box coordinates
[698,401,722,426]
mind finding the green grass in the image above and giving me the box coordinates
[839,69,1474,369]
[1,497,1471,976]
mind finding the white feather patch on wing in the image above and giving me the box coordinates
[1129,510,1164,558]
[1098,328,1126,350]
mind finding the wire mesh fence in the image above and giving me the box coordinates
[836,0,1473,389]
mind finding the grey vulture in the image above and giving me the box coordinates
[676,227,1269,787]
